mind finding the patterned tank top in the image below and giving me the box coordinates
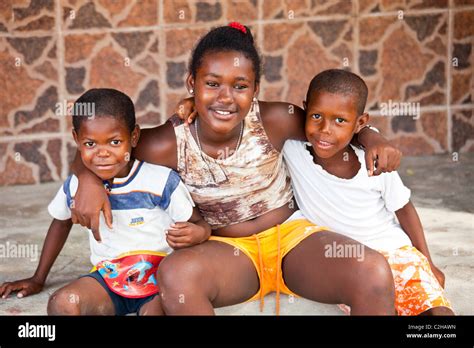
[171,101,293,229]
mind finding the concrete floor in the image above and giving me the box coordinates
[0,154,473,315]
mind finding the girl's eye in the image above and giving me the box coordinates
[206,81,218,87]
[311,114,321,120]
[84,142,95,148]
[111,140,121,145]
[336,117,346,124]
[234,84,248,90]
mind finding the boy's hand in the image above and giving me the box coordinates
[175,97,197,124]
[364,141,402,176]
[166,221,210,250]
[0,277,44,299]
[430,263,446,288]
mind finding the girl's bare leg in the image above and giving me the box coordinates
[157,240,259,315]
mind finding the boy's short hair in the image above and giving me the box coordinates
[306,69,368,115]
[72,88,135,133]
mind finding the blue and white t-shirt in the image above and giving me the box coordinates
[48,160,195,265]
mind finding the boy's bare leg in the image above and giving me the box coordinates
[419,307,455,316]
[47,277,115,315]
[282,231,397,315]
[157,240,259,315]
[139,296,165,315]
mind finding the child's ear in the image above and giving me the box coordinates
[355,113,370,133]
[185,74,194,94]
[131,125,140,148]
[72,129,81,150]
[254,82,260,99]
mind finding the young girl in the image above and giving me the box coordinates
[71,23,402,315]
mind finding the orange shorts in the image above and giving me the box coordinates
[209,218,326,314]
[339,245,453,316]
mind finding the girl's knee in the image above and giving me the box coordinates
[358,250,395,297]
[158,251,209,292]
[47,288,81,315]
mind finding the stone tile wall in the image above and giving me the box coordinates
[0,0,473,185]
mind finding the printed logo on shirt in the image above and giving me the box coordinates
[129,217,145,227]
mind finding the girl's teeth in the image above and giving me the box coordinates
[215,110,230,115]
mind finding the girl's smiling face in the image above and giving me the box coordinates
[187,50,259,136]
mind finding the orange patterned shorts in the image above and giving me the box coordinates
[340,245,452,316]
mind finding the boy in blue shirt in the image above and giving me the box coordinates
[0,88,211,315]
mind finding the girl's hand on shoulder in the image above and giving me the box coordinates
[71,175,112,242]
[0,277,44,299]
[174,97,197,124]
[365,141,402,176]
[166,221,210,250]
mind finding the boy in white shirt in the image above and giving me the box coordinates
[283,69,453,315]
[0,88,211,315]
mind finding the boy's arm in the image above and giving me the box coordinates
[0,219,73,299]
[395,201,445,287]
[166,207,211,250]
[396,201,432,260]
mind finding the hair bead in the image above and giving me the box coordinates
[228,22,247,34]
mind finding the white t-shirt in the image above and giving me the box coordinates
[283,140,412,251]
[48,160,195,265]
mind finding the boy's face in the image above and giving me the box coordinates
[305,91,368,159]
[73,116,140,180]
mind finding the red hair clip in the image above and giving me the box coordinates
[228,22,247,34]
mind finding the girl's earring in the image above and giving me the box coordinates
[189,89,194,95]
[305,142,312,147]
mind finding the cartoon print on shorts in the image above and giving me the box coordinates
[96,253,165,298]
[98,261,119,279]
